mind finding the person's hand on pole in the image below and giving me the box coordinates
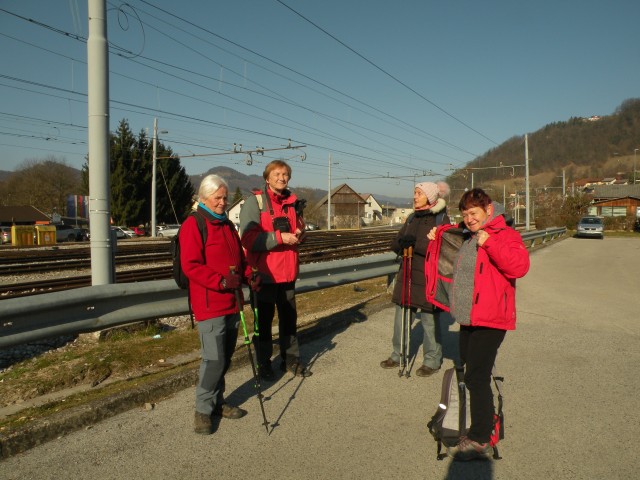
[398,234,416,249]
[220,269,242,290]
[249,271,263,292]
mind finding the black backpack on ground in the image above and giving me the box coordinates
[171,212,208,327]
[427,366,504,460]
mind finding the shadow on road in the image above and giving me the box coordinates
[445,457,494,479]
[222,302,368,433]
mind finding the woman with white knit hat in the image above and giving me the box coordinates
[380,181,449,377]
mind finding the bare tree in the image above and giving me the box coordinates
[3,156,82,215]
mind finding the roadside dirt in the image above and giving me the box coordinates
[0,277,392,422]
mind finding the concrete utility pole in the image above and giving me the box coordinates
[87,0,114,284]
[151,118,158,237]
[525,134,531,231]
[327,154,332,230]
[634,148,638,184]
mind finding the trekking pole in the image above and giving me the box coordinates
[404,245,413,378]
[249,267,260,339]
[230,266,269,434]
[398,247,408,378]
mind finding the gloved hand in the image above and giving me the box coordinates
[249,272,263,292]
[398,234,416,249]
[221,272,242,290]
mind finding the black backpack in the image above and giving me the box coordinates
[427,366,504,460]
[171,212,208,289]
[171,212,208,328]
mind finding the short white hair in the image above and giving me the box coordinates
[198,174,229,202]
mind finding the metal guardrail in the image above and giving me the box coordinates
[520,227,567,248]
[0,253,398,348]
[0,227,566,349]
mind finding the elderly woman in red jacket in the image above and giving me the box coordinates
[180,174,259,435]
[429,188,529,460]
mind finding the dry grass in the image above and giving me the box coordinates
[0,277,392,428]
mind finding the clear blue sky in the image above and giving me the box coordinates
[1,0,639,199]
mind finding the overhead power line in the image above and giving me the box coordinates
[133,0,478,157]
[274,0,498,146]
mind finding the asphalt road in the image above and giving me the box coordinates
[2,237,639,480]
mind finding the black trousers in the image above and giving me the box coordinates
[459,325,506,443]
[253,281,300,366]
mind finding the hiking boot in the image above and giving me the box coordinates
[194,411,212,435]
[453,436,492,461]
[280,359,312,377]
[258,364,275,381]
[416,365,440,377]
[380,358,399,369]
[213,403,247,419]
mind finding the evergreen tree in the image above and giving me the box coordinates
[110,120,145,226]
[232,186,243,204]
[81,119,195,226]
[155,145,195,224]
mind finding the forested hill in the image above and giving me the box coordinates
[190,166,264,196]
[457,98,640,187]
[189,166,327,204]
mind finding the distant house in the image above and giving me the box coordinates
[391,206,414,225]
[226,197,245,229]
[585,184,640,200]
[0,205,51,226]
[575,178,601,189]
[310,183,369,229]
[585,184,640,221]
[358,193,383,225]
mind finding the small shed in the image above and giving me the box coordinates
[310,183,368,229]
[0,205,51,227]
[587,184,640,221]
[588,196,640,219]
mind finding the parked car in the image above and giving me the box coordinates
[305,222,320,231]
[157,224,180,237]
[55,224,87,242]
[576,216,604,239]
[1,226,11,244]
[130,226,146,236]
[111,226,136,239]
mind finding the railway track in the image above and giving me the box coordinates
[0,229,399,298]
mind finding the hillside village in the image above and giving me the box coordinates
[2,99,640,242]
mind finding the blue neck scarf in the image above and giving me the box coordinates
[199,202,227,221]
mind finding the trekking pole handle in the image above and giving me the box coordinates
[229,266,250,340]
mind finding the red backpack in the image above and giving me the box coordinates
[427,366,505,460]
[424,224,465,312]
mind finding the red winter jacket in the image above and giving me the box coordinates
[456,214,530,330]
[239,188,303,284]
[180,208,251,322]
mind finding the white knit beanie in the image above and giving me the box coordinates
[415,182,439,206]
